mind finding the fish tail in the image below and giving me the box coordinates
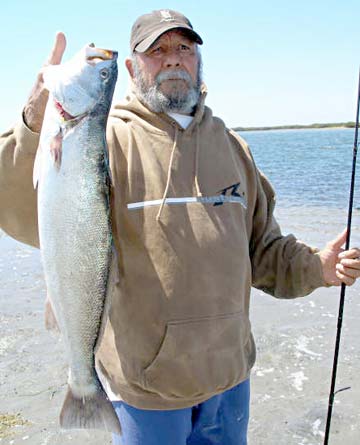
[59,384,121,434]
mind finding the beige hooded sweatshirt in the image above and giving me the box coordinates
[0,89,325,410]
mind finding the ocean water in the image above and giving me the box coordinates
[238,128,359,209]
[238,128,360,444]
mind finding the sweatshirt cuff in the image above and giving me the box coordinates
[311,250,329,289]
[14,112,41,154]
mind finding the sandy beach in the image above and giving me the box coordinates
[1,206,359,445]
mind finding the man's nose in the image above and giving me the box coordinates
[163,50,181,68]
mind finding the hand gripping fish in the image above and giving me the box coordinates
[33,44,121,434]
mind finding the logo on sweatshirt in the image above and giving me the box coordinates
[127,182,247,211]
[213,182,244,206]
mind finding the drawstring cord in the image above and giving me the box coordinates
[194,126,202,197]
[156,123,202,221]
[156,126,179,221]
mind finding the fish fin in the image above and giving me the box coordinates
[44,296,60,332]
[50,130,63,170]
[103,144,113,187]
[60,385,122,434]
[33,144,42,189]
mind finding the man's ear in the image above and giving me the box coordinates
[125,58,134,79]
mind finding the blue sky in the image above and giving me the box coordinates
[1,0,359,129]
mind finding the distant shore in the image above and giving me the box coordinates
[233,122,356,132]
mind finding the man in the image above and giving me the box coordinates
[1,9,359,445]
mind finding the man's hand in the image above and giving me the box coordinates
[24,32,66,133]
[319,229,360,286]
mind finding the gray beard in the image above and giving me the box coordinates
[132,55,203,114]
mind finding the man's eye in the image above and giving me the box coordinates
[180,44,190,51]
[152,47,162,54]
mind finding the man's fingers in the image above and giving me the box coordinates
[328,228,347,250]
[339,247,360,260]
[336,261,360,277]
[335,269,356,286]
[23,32,66,133]
[321,229,360,287]
[47,32,66,65]
[339,258,360,270]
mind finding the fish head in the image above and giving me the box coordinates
[43,45,118,120]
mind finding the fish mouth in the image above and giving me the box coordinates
[86,48,118,64]
[54,100,76,121]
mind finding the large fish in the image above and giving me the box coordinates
[33,44,120,434]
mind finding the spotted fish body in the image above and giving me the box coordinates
[34,45,120,433]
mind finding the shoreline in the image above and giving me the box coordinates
[233,123,355,132]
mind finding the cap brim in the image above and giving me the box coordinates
[134,25,203,53]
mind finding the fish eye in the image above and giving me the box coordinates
[100,68,109,79]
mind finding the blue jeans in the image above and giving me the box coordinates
[112,379,250,445]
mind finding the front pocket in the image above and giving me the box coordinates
[142,312,255,399]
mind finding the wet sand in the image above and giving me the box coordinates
[0,206,359,444]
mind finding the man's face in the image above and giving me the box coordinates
[127,30,202,114]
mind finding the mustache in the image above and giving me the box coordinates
[156,69,193,86]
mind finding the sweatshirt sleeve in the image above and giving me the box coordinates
[249,167,326,299]
[0,118,40,247]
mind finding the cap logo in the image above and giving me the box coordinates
[160,10,175,22]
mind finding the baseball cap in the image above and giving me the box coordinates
[130,9,203,53]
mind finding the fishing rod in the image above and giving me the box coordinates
[323,67,360,445]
